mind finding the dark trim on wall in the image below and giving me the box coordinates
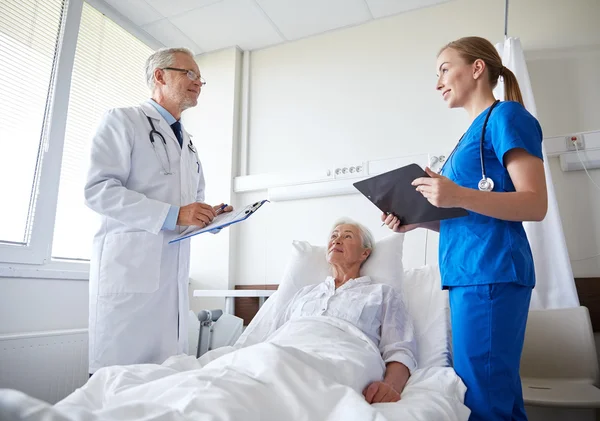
[575,277,600,332]
[234,284,279,325]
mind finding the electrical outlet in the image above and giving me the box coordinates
[566,134,585,151]
[332,162,366,179]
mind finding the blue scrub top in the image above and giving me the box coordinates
[439,101,543,288]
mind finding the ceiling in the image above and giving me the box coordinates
[101,0,452,54]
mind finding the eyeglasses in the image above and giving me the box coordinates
[161,67,206,86]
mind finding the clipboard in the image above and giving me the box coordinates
[169,200,268,244]
[353,164,468,226]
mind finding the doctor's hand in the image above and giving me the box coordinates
[412,167,465,208]
[177,202,217,227]
[381,212,421,234]
[213,203,233,214]
[363,381,401,404]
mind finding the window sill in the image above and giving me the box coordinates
[0,260,89,280]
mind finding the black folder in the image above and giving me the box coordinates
[353,164,468,225]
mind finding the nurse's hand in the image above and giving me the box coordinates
[363,381,401,404]
[381,212,421,233]
[412,167,464,208]
[177,202,216,227]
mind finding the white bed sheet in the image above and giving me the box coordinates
[238,264,452,370]
[0,316,469,421]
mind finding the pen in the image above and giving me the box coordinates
[216,204,228,215]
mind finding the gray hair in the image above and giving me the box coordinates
[144,47,195,90]
[328,218,374,253]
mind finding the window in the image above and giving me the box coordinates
[0,0,67,246]
[0,0,157,269]
[51,3,153,260]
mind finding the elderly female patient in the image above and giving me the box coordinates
[274,219,417,404]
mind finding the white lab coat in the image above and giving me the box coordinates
[84,100,205,374]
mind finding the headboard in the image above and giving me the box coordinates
[574,277,600,332]
[234,278,600,329]
[234,284,279,326]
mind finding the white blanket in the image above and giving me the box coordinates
[0,317,469,421]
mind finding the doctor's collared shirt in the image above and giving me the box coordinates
[148,99,180,231]
[279,275,417,373]
[149,98,176,125]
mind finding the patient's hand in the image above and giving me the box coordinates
[362,381,401,404]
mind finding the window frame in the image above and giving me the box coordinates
[0,0,163,279]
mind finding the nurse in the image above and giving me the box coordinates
[382,36,547,421]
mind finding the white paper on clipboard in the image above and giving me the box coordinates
[169,200,268,244]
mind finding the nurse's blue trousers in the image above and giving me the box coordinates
[449,283,532,421]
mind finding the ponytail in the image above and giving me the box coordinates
[500,67,524,107]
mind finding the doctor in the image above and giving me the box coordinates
[84,47,231,375]
[383,37,547,421]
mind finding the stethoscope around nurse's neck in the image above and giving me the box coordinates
[147,116,197,175]
[440,99,500,192]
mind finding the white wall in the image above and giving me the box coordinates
[232,0,600,286]
[527,48,600,278]
[0,278,87,334]
[183,47,243,312]
[246,0,600,175]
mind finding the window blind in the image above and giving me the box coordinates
[0,0,67,245]
[52,2,154,260]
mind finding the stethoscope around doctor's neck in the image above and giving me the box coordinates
[147,116,197,175]
[440,99,500,192]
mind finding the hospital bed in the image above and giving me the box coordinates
[183,233,470,420]
[0,233,471,421]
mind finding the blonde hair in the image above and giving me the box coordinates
[438,36,524,106]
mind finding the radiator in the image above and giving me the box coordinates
[0,329,88,404]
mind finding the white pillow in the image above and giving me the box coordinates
[276,233,405,307]
[235,234,404,348]
[237,236,452,370]
[402,265,452,368]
